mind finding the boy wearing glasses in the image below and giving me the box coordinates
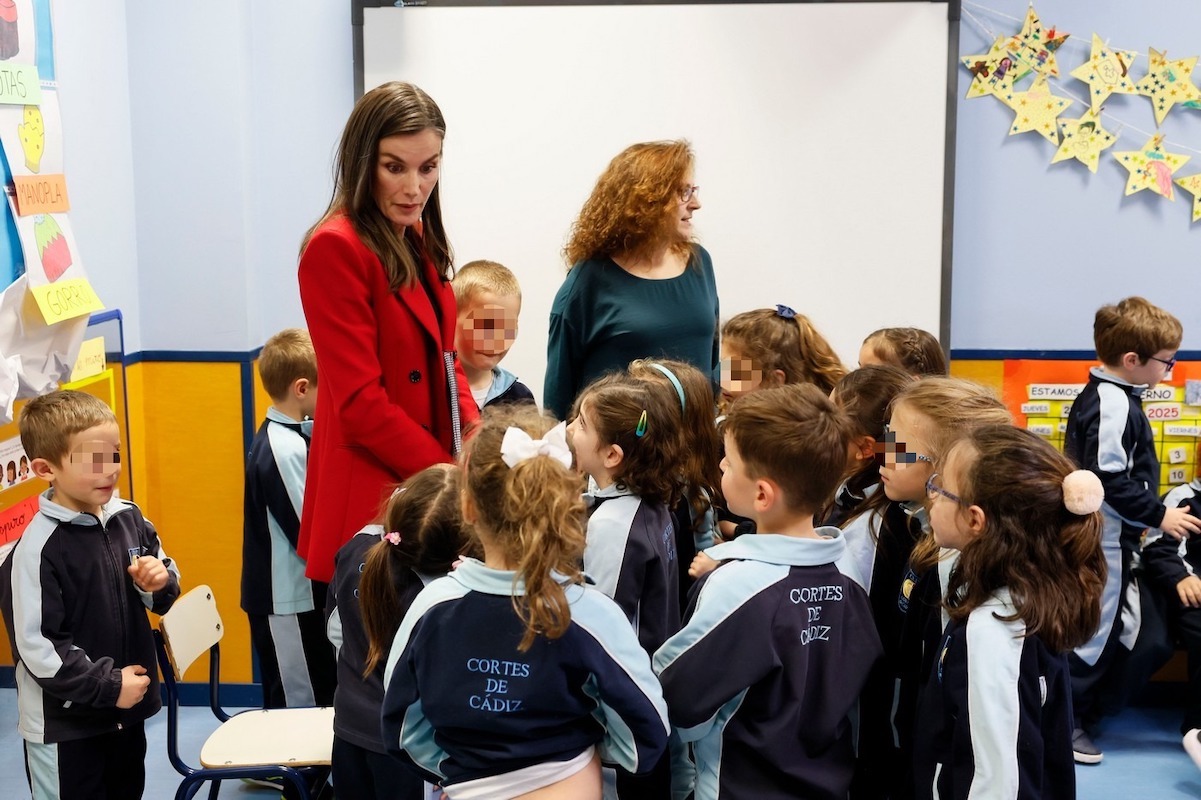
[1064,296,1197,764]
[0,390,180,799]
[654,384,881,800]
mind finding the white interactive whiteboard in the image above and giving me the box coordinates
[364,2,951,398]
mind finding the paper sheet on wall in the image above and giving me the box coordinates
[0,0,40,108]
[0,274,86,422]
[7,206,83,289]
[0,88,67,215]
[0,0,38,68]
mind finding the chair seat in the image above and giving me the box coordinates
[199,706,335,769]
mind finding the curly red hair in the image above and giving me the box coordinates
[564,140,694,266]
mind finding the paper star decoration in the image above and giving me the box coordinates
[1173,173,1201,222]
[1070,34,1139,113]
[1001,75,1073,144]
[1005,5,1070,80]
[1051,108,1116,172]
[1135,49,1201,126]
[1112,135,1190,200]
[961,36,1019,99]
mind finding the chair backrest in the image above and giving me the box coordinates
[158,584,225,680]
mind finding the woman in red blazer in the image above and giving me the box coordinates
[297,82,479,583]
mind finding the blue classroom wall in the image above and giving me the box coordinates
[951,0,1201,356]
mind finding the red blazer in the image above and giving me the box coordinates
[297,215,479,582]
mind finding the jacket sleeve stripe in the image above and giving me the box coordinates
[11,518,64,678]
[1096,383,1132,475]
[964,599,1025,800]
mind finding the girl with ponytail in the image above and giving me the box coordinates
[381,406,669,800]
[327,465,467,800]
[913,425,1106,800]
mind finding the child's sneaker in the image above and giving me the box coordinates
[1072,727,1103,765]
[1184,729,1201,770]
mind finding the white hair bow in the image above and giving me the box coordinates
[500,421,572,469]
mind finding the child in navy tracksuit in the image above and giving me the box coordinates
[878,378,1012,799]
[1063,297,1195,762]
[627,358,723,610]
[914,425,1106,800]
[381,406,669,800]
[654,384,882,800]
[241,328,335,709]
[825,364,917,800]
[326,465,469,799]
[1142,477,1201,761]
[567,374,683,798]
[451,259,536,410]
[0,390,181,799]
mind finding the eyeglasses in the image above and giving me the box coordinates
[680,185,700,203]
[1145,354,1177,371]
[880,423,934,466]
[926,473,962,504]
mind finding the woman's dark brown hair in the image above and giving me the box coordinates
[943,425,1106,653]
[627,358,722,530]
[303,81,453,291]
[576,374,684,508]
[359,465,467,675]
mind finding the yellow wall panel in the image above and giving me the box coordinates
[136,361,252,683]
[949,360,1004,394]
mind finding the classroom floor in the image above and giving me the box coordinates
[0,689,1197,798]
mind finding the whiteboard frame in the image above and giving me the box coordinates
[353,0,961,395]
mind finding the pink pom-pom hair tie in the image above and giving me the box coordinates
[384,531,402,545]
[1062,470,1104,515]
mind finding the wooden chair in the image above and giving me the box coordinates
[154,584,334,800]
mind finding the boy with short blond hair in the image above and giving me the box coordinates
[0,390,180,799]
[1065,296,1198,763]
[242,327,335,709]
[654,383,882,800]
[451,259,534,409]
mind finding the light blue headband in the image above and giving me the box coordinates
[648,363,686,412]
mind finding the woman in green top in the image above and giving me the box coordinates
[544,140,720,421]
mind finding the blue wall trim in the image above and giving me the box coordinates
[951,349,1201,361]
[125,348,263,367]
[121,348,1201,366]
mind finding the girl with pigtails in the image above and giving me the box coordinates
[913,425,1107,800]
[326,464,469,800]
[381,406,669,800]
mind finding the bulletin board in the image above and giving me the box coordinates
[950,0,1201,355]
[360,1,956,393]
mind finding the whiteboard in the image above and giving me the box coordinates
[364,3,950,399]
